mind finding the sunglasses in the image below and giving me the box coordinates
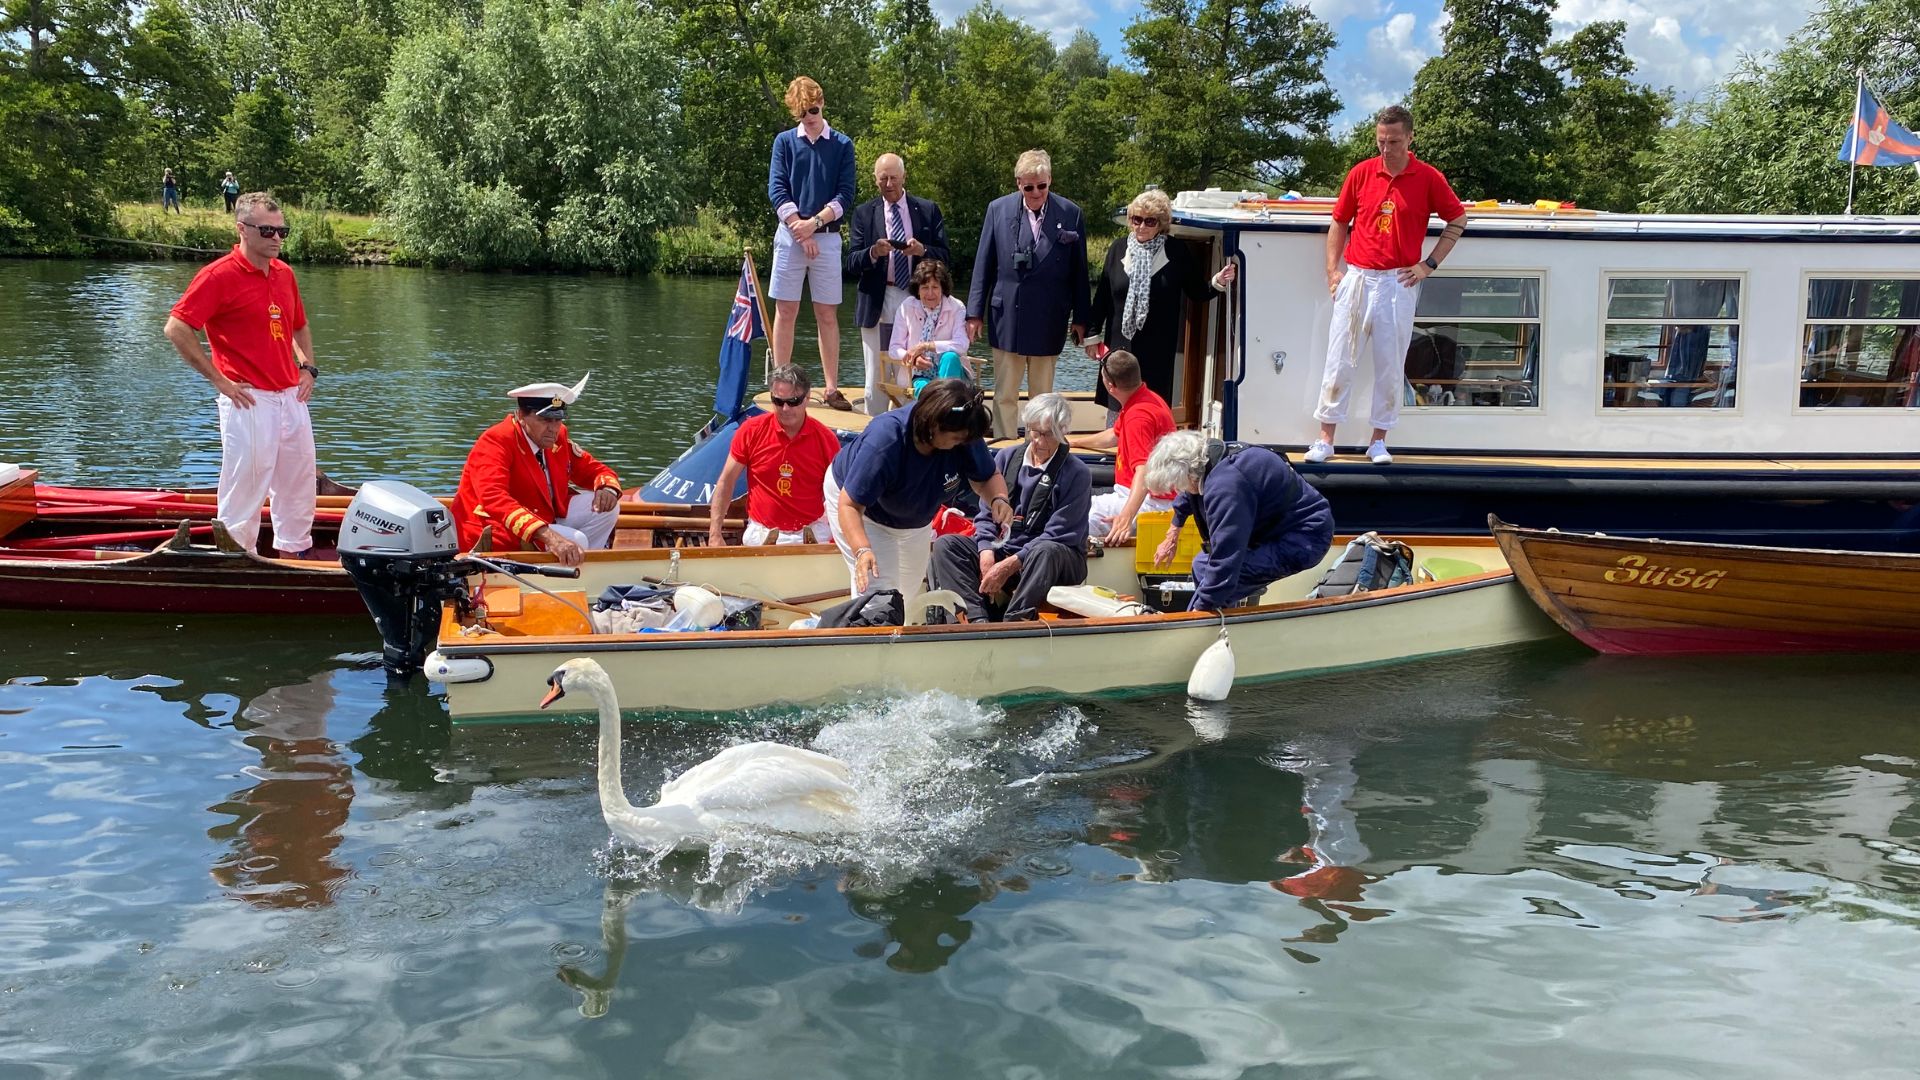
[244,223,291,239]
[770,393,807,408]
[804,105,822,116]
[1128,215,1158,227]
[1020,181,1049,193]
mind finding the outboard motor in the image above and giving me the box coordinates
[340,481,467,679]
[339,480,577,680]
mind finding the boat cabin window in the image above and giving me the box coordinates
[1800,277,1920,409]
[1601,276,1740,409]
[1406,275,1541,408]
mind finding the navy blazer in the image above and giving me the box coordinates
[966,191,1093,357]
[844,193,950,329]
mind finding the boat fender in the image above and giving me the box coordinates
[1187,629,1234,701]
[670,586,726,630]
[425,650,493,685]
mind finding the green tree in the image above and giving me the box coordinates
[364,0,683,270]
[1045,31,1126,222]
[1645,0,1920,215]
[277,0,401,210]
[0,0,131,251]
[119,0,230,202]
[1115,0,1339,192]
[213,72,301,198]
[1407,0,1561,200]
[1541,21,1669,210]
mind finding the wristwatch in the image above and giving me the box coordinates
[297,362,319,378]
[1422,256,1439,271]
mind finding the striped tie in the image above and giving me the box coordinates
[888,201,909,290]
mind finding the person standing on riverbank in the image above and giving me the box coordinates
[1306,105,1467,466]
[767,76,858,411]
[162,168,181,214]
[221,172,240,213]
[163,192,319,557]
[966,149,1090,440]
[846,153,949,416]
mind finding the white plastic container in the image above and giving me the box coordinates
[1046,585,1150,618]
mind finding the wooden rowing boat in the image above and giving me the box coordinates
[426,535,1557,721]
[1489,515,1920,655]
[0,466,746,614]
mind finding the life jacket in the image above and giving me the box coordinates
[999,442,1069,540]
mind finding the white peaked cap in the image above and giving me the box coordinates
[508,372,591,404]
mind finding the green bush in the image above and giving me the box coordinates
[284,206,348,263]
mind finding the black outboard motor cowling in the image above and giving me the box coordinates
[340,481,470,679]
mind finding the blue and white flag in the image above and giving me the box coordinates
[712,255,766,419]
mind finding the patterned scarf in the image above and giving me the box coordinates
[1121,234,1165,341]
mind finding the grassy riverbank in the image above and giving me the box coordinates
[87,202,1114,277]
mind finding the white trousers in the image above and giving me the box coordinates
[1315,266,1420,432]
[822,469,931,596]
[743,516,831,546]
[1088,484,1176,536]
[217,387,317,554]
[547,491,619,550]
[860,285,912,416]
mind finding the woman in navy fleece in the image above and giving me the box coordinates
[1143,431,1333,611]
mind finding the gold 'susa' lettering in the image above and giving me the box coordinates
[1603,554,1728,590]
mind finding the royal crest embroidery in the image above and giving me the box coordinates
[777,462,794,497]
[1374,198,1395,235]
[267,301,285,341]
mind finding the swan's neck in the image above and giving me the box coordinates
[592,680,639,818]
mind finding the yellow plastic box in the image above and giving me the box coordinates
[1133,510,1203,574]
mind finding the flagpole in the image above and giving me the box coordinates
[1846,70,1864,215]
[743,243,771,386]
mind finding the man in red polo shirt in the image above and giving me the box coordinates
[450,374,622,567]
[164,192,320,556]
[1306,105,1468,467]
[1070,350,1176,546]
[708,365,843,545]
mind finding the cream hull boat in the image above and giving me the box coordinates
[434,537,1557,721]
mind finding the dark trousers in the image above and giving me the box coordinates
[1191,507,1334,609]
[928,534,1086,621]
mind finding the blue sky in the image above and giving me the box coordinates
[931,0,1822,130]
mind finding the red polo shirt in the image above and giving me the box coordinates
[170,246,307,391]
[1114,386,1176,498]
[728,412,841,530]
[1332,154,1465,270]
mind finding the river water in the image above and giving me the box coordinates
[2,261,1917,1077]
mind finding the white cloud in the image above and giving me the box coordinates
[932,0,1100,43]
[1306,0,1387,24]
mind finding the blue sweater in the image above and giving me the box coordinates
[832,409,994,530]
[1174,447,1329,610]
[768,127,857,223]
[972,444,1091,560]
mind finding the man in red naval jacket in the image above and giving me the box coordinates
[451,374,622,566]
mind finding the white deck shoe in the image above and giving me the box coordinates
[1367,440,1393,465]
[1303,440,1334,464]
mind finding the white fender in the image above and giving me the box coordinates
[1187,630,1234,701]
[425,651,493,684]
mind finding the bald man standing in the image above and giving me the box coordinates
[846,152,950,415]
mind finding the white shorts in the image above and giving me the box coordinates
[743,516,831,546]
[768,227,843,305]
[1088,484,1176,536]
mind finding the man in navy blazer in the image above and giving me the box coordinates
[966,149,1092,439]
[845,153,949,416]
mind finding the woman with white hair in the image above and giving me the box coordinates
[1143,431,1333,611]
[926,393,1090,621]
[1087,188,1235,413]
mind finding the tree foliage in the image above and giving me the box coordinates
[1117,0,1338,192]
[0,0,131,251]
[363,0,683,269]
[1541,21,1669,210]
[1407,0,1560,201]
[1644,0,1920,215]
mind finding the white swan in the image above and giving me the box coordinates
[539,658,858,851]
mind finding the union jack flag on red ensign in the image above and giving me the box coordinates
[1838,80,1920,166]
[713,255,766,418]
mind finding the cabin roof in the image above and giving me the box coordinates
[1169,192,1920,243]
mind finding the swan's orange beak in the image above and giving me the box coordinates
[540,673,566,709]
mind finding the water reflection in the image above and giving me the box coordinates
[207,671,354,908]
